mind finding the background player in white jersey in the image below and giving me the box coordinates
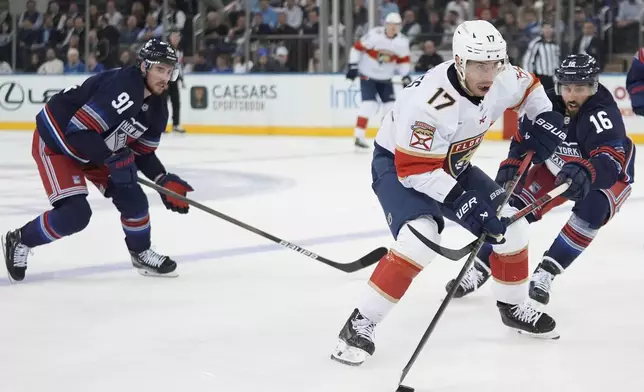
[331,20,567,366]
[346,12,412,149]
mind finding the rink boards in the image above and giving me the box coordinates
[0,73,641,142]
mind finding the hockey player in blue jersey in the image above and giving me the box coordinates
[626,48,644,116]
[447,54,635,306]
[1,39,194,282]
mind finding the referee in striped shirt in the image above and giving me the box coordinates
[521,23,560,91]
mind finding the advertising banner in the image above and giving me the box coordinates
[0,73,641,142]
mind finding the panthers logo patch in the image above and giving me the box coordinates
[378,50,395,64]
[409,121,436,151]
[446,133,485,176]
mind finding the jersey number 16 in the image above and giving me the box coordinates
[589,111,613,134]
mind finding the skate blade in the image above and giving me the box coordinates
[1,234,18,285]
[136,269,179,278]
[515,328,560,340]
[330,339,368,366]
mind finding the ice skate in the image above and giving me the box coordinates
[172,125,186,134]
[130,248,178,277]
[529,257,561,305]
[331,308,376,366]
[354,137,370,150]
[2,229,31,283]
[445,258,490,298]
[498,301,559,339]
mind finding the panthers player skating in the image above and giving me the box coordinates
[1,39,194,282]
[626,47,644,116]
[447,54,635,306]
[331,20,567,367]
[346,12,412,149]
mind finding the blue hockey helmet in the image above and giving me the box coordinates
[554,54,600,95]
[137,38,179,81]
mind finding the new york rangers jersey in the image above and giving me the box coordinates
[374,61,551,203]
[36,66,167,164]
[537,86,635,188]
[626,48,644,116]
[349,27,411,81]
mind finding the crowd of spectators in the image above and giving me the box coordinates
[0,0,642,75]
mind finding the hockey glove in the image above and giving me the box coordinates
[494,158,524,189]
[155,173,194,214]
[401,75,412,88]
[449,190,507,244]
[105,149,137,188]
[555,158,596,201]
[346,64,359,81]
[517,111,566,164]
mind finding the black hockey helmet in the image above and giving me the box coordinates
[554,54,600,95]
[137,38,179,81]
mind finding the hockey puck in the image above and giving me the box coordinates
[396,384,414,392]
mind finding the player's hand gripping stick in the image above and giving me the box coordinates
[395,151,534,392]
[105,149,137,188]
[137,177,387,273]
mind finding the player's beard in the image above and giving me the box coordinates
[565,101,580,116]
[145,77,168,96]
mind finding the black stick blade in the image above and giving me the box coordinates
[329,247,388,273]
[396,384,415,392]
[407,225,475,261]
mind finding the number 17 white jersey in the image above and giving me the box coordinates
[375,60,552,203]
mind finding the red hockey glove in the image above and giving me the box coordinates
[155,173,194,214]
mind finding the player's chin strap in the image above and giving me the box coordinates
[408,179,571,261]
[136,177,387,273]
[396,151,535,392]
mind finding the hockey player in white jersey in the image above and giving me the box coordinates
[347,12,412,149]
[331,20,568,366]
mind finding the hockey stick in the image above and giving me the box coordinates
[138,177,387,273]
[396,152,534,392]
[408,180,571,261]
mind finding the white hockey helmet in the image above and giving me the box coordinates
[452,20,507,80]
[384,12,402,25]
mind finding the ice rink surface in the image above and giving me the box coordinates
[0,131,642,392]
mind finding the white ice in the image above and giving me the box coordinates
[0,131,642,392]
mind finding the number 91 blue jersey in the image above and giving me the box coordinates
[35,66,168,164]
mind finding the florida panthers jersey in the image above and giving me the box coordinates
[349,27,411,81]
[375,61,551,203]
[36,66,168,164]
[539,86,635,188]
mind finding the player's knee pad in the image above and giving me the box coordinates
[111,185,149,219]
[368,216,440,302]
[52,195,92,235]
[493,204,529,255]
[391,216,441,268]
[572,191,611,229]
[357,100,380,119]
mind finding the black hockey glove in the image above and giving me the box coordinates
[555,158,596,201]
[449,190,506,244]
[494,157,524,189]
[517,111,566,164]
[155,173,194,214]
[401,75,412,88]
[346,64,359,81]
[105,149,137,188]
